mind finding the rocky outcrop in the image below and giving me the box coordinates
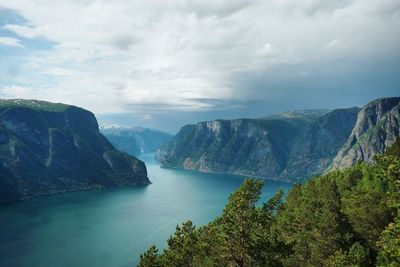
[332,97,400,169]
[0,99,150,204]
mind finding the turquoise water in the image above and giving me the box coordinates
[0,154,292,267]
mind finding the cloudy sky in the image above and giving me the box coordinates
[0,0,399,132]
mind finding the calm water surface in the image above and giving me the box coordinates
[0,153,292,267]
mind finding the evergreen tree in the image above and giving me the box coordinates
[138,245,161,267]
[137,139,400,266]
[377,178,400,266]
[377,216,400,266]
[219,179,263,267]
[325,242,369,267]
[276,176,354,266]
[161,221,198,267]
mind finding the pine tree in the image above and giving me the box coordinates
[138,245,161,267]
[377,216,400,266]
[219,179,263,267]
[136,140,400,266]
[276,177,354,266]
[162,221,198,267]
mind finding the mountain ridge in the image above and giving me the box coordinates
[332,97,400,169]
[156,108,354,181]
[156,99,399,182]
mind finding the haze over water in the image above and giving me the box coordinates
[0,154,292,267]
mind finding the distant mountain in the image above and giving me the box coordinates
[156,108,359,182]
[332,97,400,169]
[0,99,149,204]
[262,109,330,123]
[100,124,172,156]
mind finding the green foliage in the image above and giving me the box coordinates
[218,179,286,266]
[161,221,198,267]
[377,215,400,267]
[325,242,369,267]
[385,137,400,158]
[138,138,400,267]
[138,245,161,267]
[339,162,393,248]
[375,139,400,266]
[219,179,263,266]
[275,174,355,266]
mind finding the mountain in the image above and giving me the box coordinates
[157,118,301,180]
[332,97,400,169]
[0,99,150,204]
[280,107,359,180]
[100,124,172,156]
[158,97,400,182]
[156,108,359,181]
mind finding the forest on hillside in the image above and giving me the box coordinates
[138,138,400,267]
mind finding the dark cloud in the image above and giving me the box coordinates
[300,0,354,16]
[0,0,399,133]
[183,98,257,109]
[371,0,400,19]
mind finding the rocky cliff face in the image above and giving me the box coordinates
[280,107,359,180]
[0,99,149,204]
[156,119,301,180]
[100,124,172,156]
[156,108,360,182]
[332,97,400,169]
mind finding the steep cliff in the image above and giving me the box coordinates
[156,118,301,180]
[280,107,359,181]
[156,108,360,182]
[332,97,400,169]
[0,99,149,204]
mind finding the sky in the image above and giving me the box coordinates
[0,0,399,133]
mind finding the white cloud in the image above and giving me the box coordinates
[323,39,346,50]
[3,25,39,39]
[0,85,50,100]
[256,43,275,56]
[0,36,24,47]
[319,38,349,59]
[0,0,399,114]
